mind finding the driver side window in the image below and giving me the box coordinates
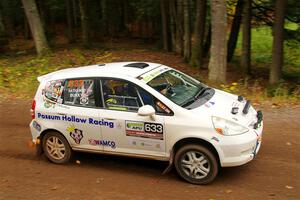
[101,79,142,112]
[100,78,173,115]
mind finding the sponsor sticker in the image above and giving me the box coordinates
[32,121,41,132]
[67,124,83,144]
[156,101,171,114]
[125,120,163,140]
[139,67,169,83]
[130,139,161,149]
[204,101,215,108]
[37,113,114,128]
[88,139,116,149]
[43,80,64,108]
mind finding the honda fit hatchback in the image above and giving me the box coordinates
[29,62,263,184]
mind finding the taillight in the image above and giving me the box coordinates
[31,100,36,119]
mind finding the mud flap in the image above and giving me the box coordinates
[162,149,174,175]
[35,137,43,155]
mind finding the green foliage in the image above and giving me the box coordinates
[240,26,272,64]
[0,44,299,105]
[0,48,109,98]
[235,26,300,77]
[216,79,300,104]
[266,82,300,103]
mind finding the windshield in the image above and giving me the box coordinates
[147,70,205,107]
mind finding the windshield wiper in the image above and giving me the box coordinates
[195,87,211,99]
[181,97,195,107]
[181,88,202,107]
[181,87,211,108]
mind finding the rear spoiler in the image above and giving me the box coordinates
[37,68,75,82]
[37,71,57,82]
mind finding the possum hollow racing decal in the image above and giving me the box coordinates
[125,120,163,140]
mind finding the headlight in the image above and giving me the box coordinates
[212,116,249,136]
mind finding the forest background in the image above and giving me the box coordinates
[0,0,299,106]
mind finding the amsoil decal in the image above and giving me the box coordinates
[125,120,163,140]
[67,124,83,144]
[88,139,116,149]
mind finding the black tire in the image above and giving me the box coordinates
[174,144,218,184]
[42,131,72,164]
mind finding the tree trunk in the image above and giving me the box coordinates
[175,0,183,55]
[241,0,252,74]
[169,0,176,51]
[0,0,15,38]
[79,0,90,48]
[66,0,75,43]
[21,0,50,56]
[227,0,244,62]
[24,17,31,39]
[161,0,170,51]
[183,0,191,61]
[36,0,46,30]
[203,22,211,58]
[190,0,206,67]
[208,0,227,83]
[0,4,5,36]
[72,0,78,27]
[269,0,286,84]
[101,0,108,36]
[0,8,8,52]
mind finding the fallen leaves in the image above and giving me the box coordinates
[225,189,232,194]
[285,185,294,189]
[96,178,104,183]
[50,186,58,190]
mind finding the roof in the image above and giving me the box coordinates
[38,62,162,82]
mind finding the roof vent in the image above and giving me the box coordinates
[124,62,149,69]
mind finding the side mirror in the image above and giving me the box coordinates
[138,105,156,120]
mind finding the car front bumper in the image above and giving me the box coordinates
[218,121,263,167]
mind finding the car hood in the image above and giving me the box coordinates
[190,89,258,127]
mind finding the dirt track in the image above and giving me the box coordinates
[0,100,299,200]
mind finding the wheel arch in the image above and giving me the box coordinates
[38,128,71,153]
[172,137,220,166]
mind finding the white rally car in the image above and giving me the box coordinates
[29,62,263,184]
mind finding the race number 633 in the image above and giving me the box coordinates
[144,122,163,133]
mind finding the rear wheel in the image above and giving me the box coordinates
[42,131,72,164]
[174,144,218,184]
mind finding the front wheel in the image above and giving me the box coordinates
[174,144,218,184]
[42,131,72,164]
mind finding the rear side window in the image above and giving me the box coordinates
[63,79,95,107]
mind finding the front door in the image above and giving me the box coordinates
[98,78,168,157]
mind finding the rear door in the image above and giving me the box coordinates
[36,78,106,151]
[60,78,104,150]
